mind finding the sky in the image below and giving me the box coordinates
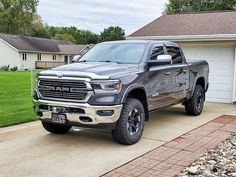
[37,0,168,35]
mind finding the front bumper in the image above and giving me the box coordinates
[33,99,122,126]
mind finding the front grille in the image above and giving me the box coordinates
[39,80,87,89]
[38,79,91,101]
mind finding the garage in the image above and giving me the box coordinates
[181,44,235,103]
[128,11,236,103]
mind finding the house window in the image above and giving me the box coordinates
[22,53,27,61]
[53,55,57,61]
[37,54,42,61]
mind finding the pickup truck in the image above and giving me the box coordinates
[33,40,209,145]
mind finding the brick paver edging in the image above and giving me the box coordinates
[102,115,236,177]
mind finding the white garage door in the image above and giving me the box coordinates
[182,45,235,103]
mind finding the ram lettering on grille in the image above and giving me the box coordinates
[38,79,89,101]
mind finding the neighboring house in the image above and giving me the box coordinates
[58,44,90,64]
[0,33,89,70]
[128,11,236,104]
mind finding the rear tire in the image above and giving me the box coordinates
[185,85,205,116]
[42,121,71,134]
[112,98,145,145]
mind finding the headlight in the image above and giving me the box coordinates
[91,80,122,94]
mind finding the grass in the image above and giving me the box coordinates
[0,71,37,127]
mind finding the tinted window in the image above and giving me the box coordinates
[37,54,41,61]
[150,46,164,60]
[23,53,27,61]
[166,47,183,64]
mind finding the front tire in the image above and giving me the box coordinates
[42,121,72,134]
[112,98,145,145]
[185,85,205,116]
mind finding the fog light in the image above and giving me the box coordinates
[51,107,66,113]
[97,110,114,117]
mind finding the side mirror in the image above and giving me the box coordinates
[147,55,172,67]
[72,55,82,63]
[157,55,172,61]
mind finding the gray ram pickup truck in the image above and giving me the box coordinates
[33,40,209,145]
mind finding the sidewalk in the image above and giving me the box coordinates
[103,115,236,177]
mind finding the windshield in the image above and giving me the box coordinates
[79,43,146,64]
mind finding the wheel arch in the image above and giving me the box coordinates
[122,86,149,121]
[187,76,207,101]
[196,77,206,92]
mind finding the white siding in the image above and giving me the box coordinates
[0,39,20,68]
[180,42,235,103]
[41,53,63,62]
[0,39,64,70]
[20,53,64,70]
[20,53,36,70]
[233,46,236,102]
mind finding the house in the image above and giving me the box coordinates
[0,33,89,70]
[58,44,90,64]
[128,11,236,104]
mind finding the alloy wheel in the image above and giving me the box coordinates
[127,109,141,136]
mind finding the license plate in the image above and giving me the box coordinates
[51,113,67,124]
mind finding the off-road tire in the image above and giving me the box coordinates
[112,98,145,145]
[42,121,71,134]
[185,85,205,116]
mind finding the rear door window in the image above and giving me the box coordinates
[166,46,183,64]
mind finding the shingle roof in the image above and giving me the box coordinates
[58,44,89,55]
[130,11,236,37]
[0,33,72,53]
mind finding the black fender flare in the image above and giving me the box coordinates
[121,85,149,121]
[189,76,207,100]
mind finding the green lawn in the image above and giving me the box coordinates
[0,71,37,127]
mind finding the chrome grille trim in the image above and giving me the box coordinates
[38,77,93,102]
[39,80,88,89]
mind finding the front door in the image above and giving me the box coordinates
[147,45,174,110]
[64,55,68,64]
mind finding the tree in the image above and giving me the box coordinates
[0,0,39,35]
[54,33,76,43]
[77,30,99,44]
[31,24,99,44]
[164,0,236,14]
[99,26,125,42]
[31,15,52,38]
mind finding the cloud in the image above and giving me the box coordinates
[37,0,168,35]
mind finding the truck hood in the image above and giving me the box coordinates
[39,62,139,80]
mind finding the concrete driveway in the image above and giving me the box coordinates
[0,103,235,177]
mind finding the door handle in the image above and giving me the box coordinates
[164,72,171,75]
[177,69,187,74]
[181,69,188,73]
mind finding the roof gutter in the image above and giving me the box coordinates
[19,50,62,54]
[127,34,236,42]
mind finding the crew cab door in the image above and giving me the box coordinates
[147,45,174,110]
[166,46,189,102]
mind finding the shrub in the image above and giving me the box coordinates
[0,65,10,71]
[10,66,18,71]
